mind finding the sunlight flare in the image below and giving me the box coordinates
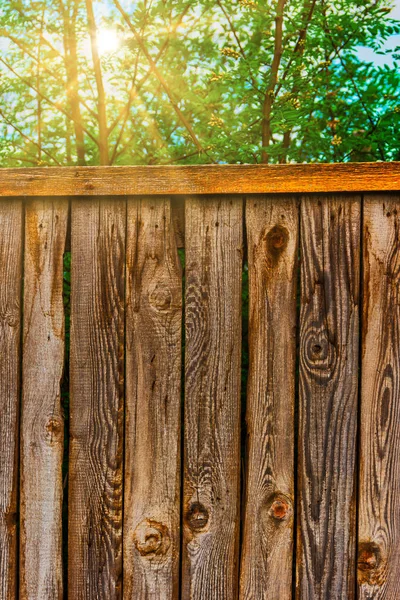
[83,28,120,58]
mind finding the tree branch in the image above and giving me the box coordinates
[216,0,246,58]
[85,0,109,164]
[109,53,140,164]
[109,3,191,136]
[36,7,45,164]
[280,0,317,161]
[275,0,317,100]
[61,0,86,164]
[0,22,97,120]
[321,0,385,160]
[12,5,67,59]
[261,0,286,163]
[113,0,208,156]
[0,56,98,146]
[0,26,97,120]
[0,108,62,165]
[216,0,261,94]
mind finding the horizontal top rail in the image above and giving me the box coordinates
[0,162,399,197]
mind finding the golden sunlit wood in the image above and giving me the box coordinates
[0,162,399,196]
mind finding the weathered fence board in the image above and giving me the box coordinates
[240,196,298,600]
[20,199,68,599]
[183,196,242,599]
[1,162,399,196]
[0,165,399,598]
[124,198,182,599]
[69,199,125,598]
[358,195,400,599]
[0,200,22,600]
[297,195,361,599]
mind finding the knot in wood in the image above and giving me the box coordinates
[269,498,290,521]
[358,542,385,586]
[303,331,336,380]
[133,520,170,558]
[149,282,172,312]
[186,502,209,531]
[308,337,328,361]
[266,225,289,258]
[45,416,63,444]
[358,542,381,572]
[265,493,293,523]
[5,312,19,328]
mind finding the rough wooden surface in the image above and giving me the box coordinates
[171,197,185,248]
[240,196,298,600]
[0,201,22,600]
[69,199,125,599]
[20,200,68,599]
[0,188,399,595]
[297,195,361,599]
[358,194,400,599]
[0,163,399,197]
[182,196,242,599]
[124,198,182,599]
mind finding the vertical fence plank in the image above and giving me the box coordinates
[358,195,400,598]
[69,199,125,598]
[124,198,182,599]
[240,196,298,599]
[20,200,68,599]
[0,201,22,600]
[182,196,242,599]
[297,195,360,599]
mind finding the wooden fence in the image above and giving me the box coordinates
[0,163,399,599]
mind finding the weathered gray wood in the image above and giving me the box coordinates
[20,199,68,599]
[69,199,125,598]
[124,198,182,599]
[0,200,22,600]
[297,195,361,599]
[182,196,242,599]
[358,195,400,599]
[240,196,298,600]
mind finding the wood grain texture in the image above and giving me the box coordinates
[0,163,399,197]
[0,200,22,600]
[358,195,400,599]
[240,196,298,600]
[297,195,361,599]
[69,199,125,599]
[183,196,242,600]
[124,198,182,599]
[171,197,185,248]
[20,199,68,599]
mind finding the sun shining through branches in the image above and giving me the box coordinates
[83,28,120,59]
[0,0,399,166]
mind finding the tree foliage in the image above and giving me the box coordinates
[0,0,399,166]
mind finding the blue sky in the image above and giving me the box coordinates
[357,1,400,66]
